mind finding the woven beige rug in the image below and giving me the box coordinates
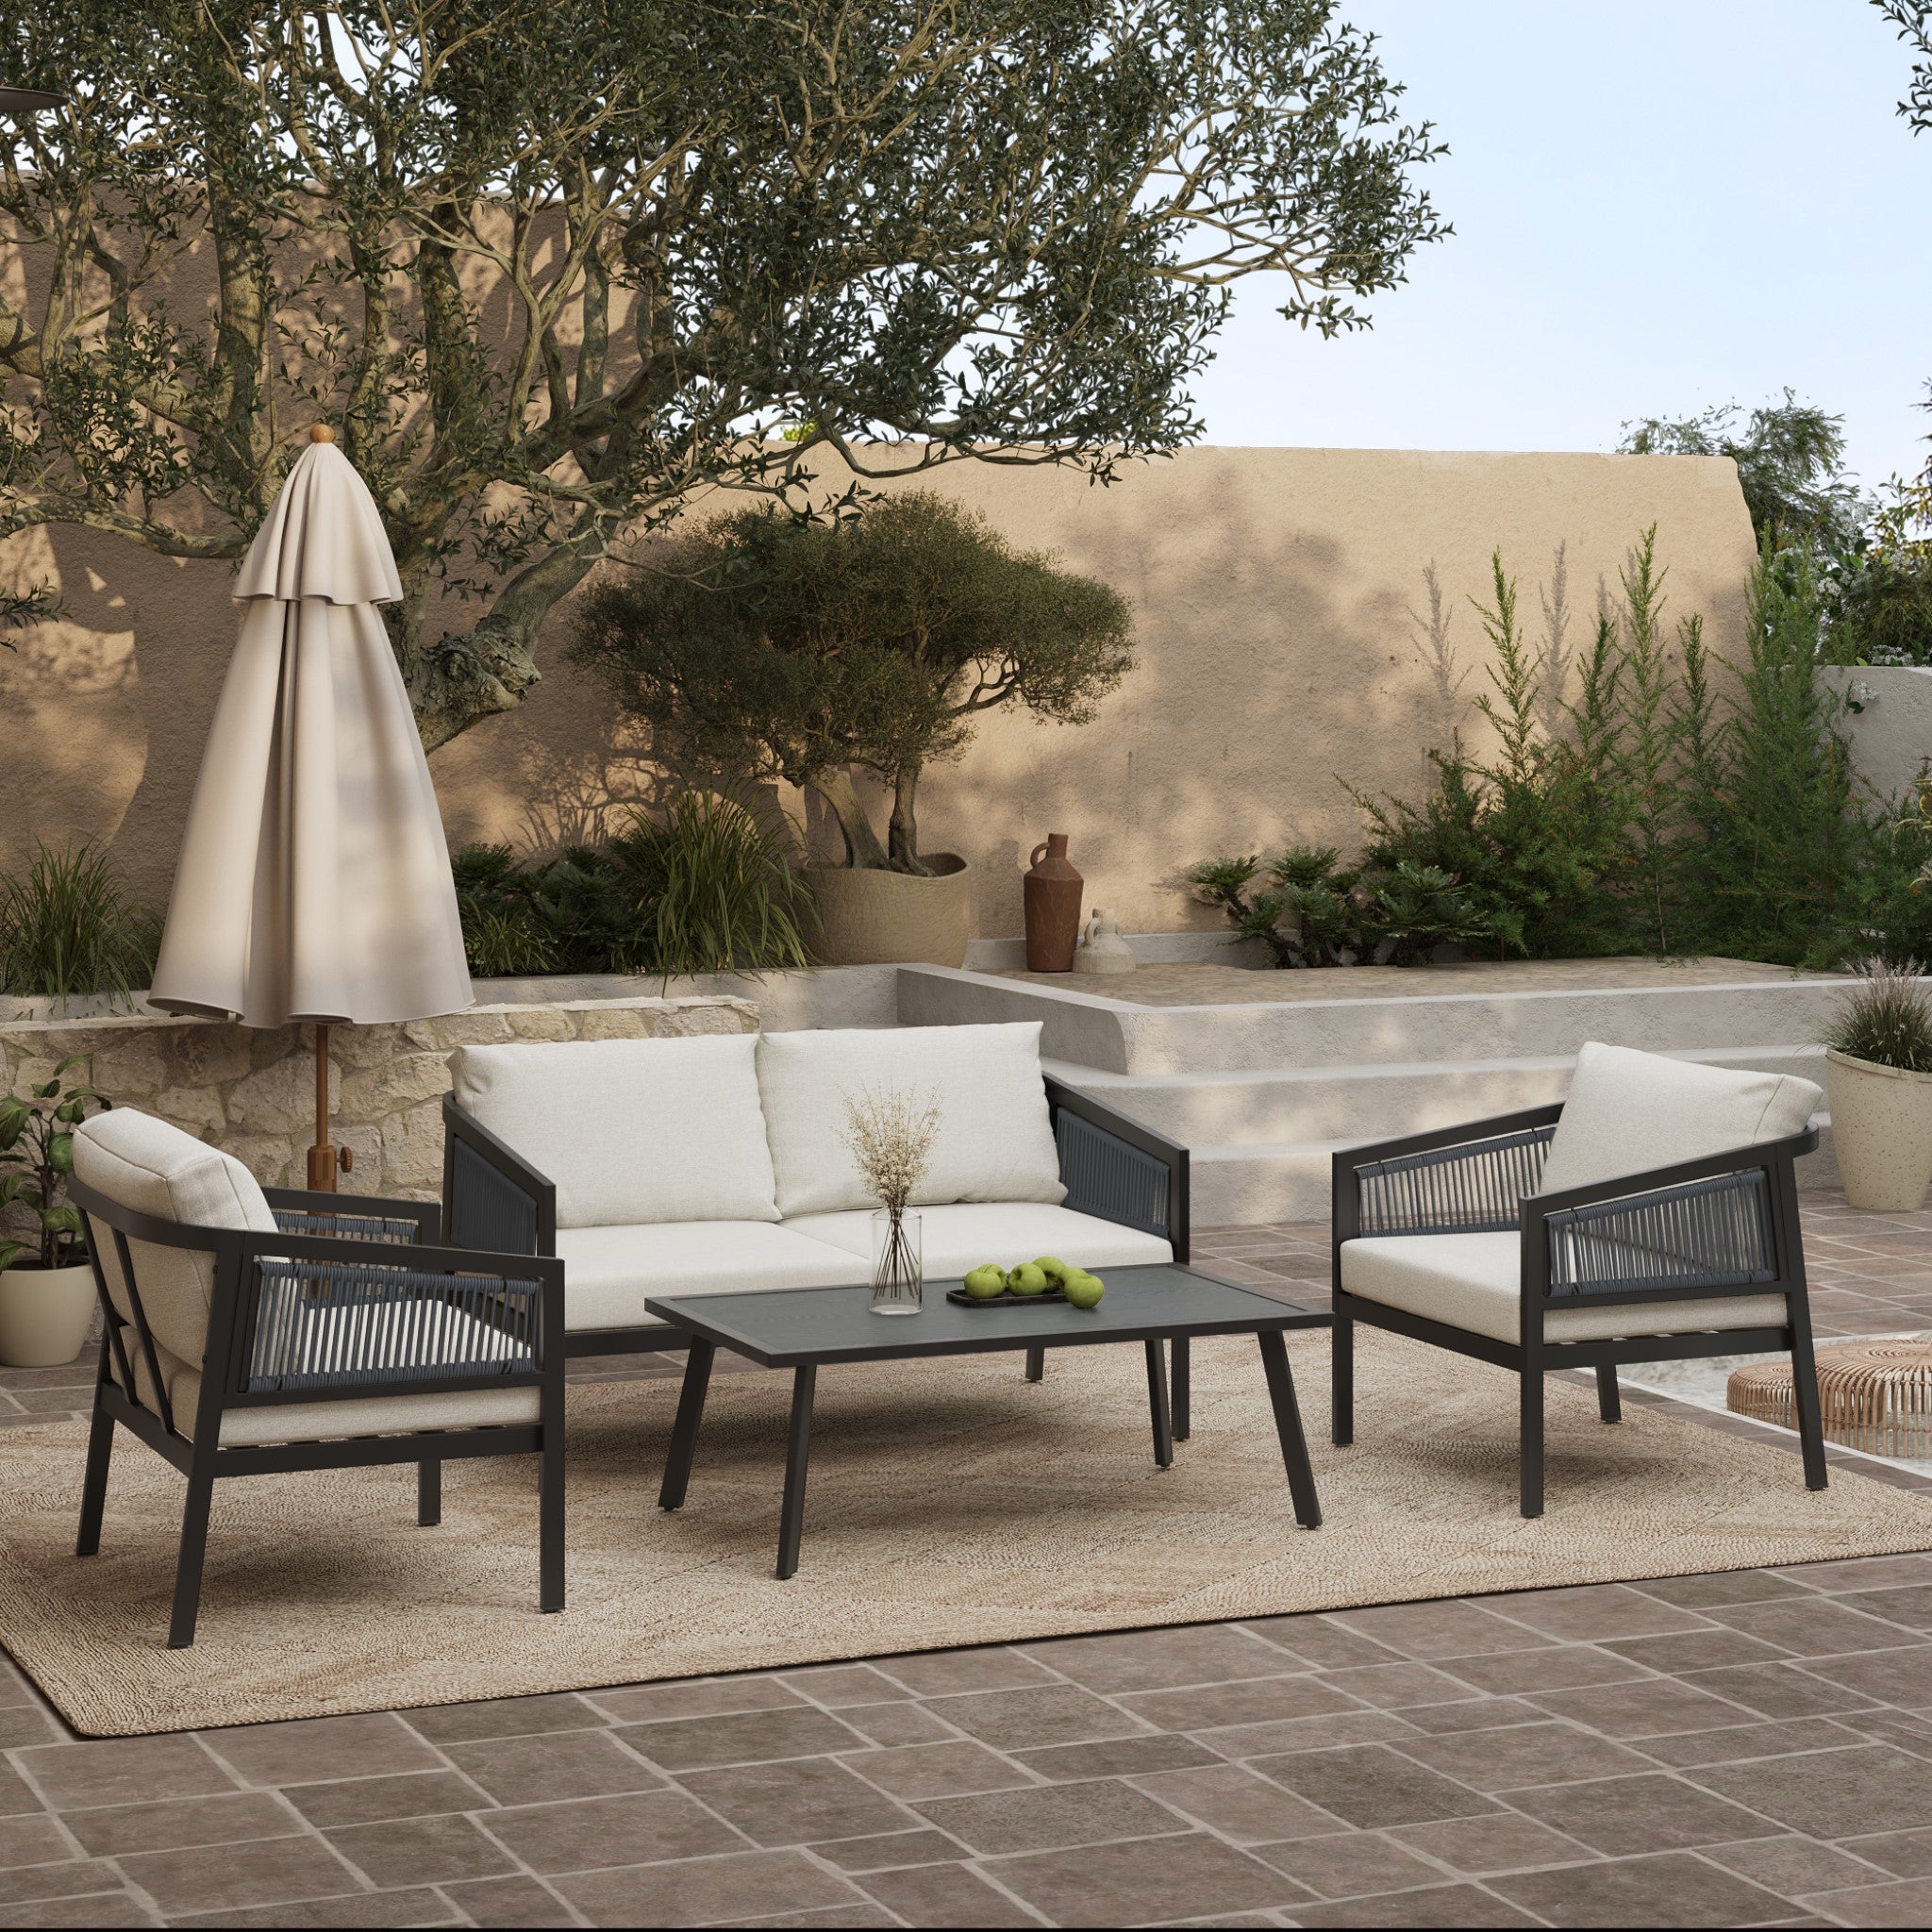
[7,1329,1932,1737]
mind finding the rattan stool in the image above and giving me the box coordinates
[1729,1338,1932,1458]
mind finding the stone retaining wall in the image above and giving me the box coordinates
[0,994,757,1205]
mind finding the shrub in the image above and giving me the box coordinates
[1822,958,1932,1073]
[0,1055,108,1272]
[0,842,159,1003]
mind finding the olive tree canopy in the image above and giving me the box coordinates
[572,492,1136,870]
[0,1,1444,746]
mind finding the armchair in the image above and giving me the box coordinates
[69,1109,564,1648]
[1331,1043,1828,1517]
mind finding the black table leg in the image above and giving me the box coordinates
[776,1364,818,1579]
[1257,1330,1322,1528]
[1024,1344,1045,1383]
[1172,1335,1191,1441]
[1144,1339,1174,1469]
[658,1339,715,1511]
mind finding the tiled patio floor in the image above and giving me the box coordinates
[0,1193,1930,1926]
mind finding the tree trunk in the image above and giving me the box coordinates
[808,768,890,870]
[889,766,934,874]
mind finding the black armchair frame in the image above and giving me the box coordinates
[441,1069,1193,1413]
[69,1172,566,1648]
[1330,1102,1826,1517]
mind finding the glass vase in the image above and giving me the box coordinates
[871,1208,923,1315]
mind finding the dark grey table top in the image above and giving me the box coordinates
[644,1264,1328,1368]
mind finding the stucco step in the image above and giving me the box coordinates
[1189,1114,1841,1229]
[901,965,1859,1076]
[1048,1045,1827,1149]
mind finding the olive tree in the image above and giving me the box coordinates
[0,0,1443,746]
[571,493,1135,871]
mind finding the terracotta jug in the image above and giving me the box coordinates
[1024,833,1084,971]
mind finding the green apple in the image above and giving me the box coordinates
[1008,1262,1049,1296]
[1032,1255,1069,1281]
[963,1264,1008,1300]
[1062,1273,1105,1309]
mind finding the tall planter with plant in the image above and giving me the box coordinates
[1822,958,1932,1210]
[573,493,1134,966]
[0,1057,108,1367]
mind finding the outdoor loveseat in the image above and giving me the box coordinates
[67,1109,564,1648]
[441,1020,1191,1397]
[1331,1041,1828,1518]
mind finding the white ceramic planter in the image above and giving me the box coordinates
[1825,1047,1932,1211]
[0,1262,98,1368]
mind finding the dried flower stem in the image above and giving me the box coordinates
[840,1083,942,1215]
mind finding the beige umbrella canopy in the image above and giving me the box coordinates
[150,425,473,1189]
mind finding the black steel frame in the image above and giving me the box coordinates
[1329,1101,1827,1518]
[440,1072,1192,1402]
[68,1172,567,1648]
[646,1271,1324,1578]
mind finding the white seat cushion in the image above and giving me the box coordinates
[553,1222,868,1332]
[1341,1232,1789,1345]
[452,1036,780,1228]
[785,1203,1172,1278]
[1541,1042,1822,1197]
[756,1023,1065,1217]
[113,1328,539,1446]
[74,1109,280,1363]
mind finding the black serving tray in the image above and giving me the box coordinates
[945,1285,1069,1308]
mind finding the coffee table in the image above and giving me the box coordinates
[645,1265,1328,1578]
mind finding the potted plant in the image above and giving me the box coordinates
[572,492,1134,966]
[0,1055,109,1366]
[1822,958,1932,1210]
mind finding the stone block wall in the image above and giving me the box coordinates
[0,994,758,1205]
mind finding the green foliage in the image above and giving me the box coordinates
[1877,1,1932,133]
[1183,846,1507,969]
[1194,528,1928,974]
[1621,393,1863,549]
[0,0,1444,750]
[452,795,812,982]
[1824,473,1932,668]
[1823,956,1932,1073]
[0,842,159,1002]
[573,492,1135,871]
[0,1053,108,1272]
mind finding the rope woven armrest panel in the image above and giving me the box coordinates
[272,1208,421,1244]
[1355,1125,1555,1238]
[447,1136,541,1255]
[245,1259,541,1392]
[1056,1111,1171,1241]
[1544,1168,1775,1299]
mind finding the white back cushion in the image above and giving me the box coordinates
[452,1036,779,1228]
[757,1023,1065,1217]
[1540,1041,1823,1197]
[73,1109,279,1363]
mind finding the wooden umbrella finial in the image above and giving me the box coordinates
[309,423,335,443]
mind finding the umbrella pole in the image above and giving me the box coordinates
[307,1024,341,1192]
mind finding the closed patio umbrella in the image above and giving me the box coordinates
[150,425,473,1190]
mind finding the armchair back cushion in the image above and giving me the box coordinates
[1540,1041,1823,1199]
[757,1022,1066,1217]
[452,1035,779,1228]
[72,1109,279,1363]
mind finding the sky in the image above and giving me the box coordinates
[1192,0,1932,494]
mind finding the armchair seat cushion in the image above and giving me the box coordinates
[553,1221,869,1332]
[112,1329,539,1445]
[1341,1233,1789,1345]
[785,1203,1173,1277]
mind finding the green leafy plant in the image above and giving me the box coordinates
[1185,846,1505,968]
[0,1055,108,1272]
[1823,957,1932,1072]
[0,841,160,1003]
[452,795,813,981]
[574,493,1135,872]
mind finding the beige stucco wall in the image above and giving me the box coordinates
[0,444,1756,940]
[1820,665,1932,803]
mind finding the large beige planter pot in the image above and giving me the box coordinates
[806,855,972,968]
[0,1262,97,1368]
[1826,1047,1932,1211]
